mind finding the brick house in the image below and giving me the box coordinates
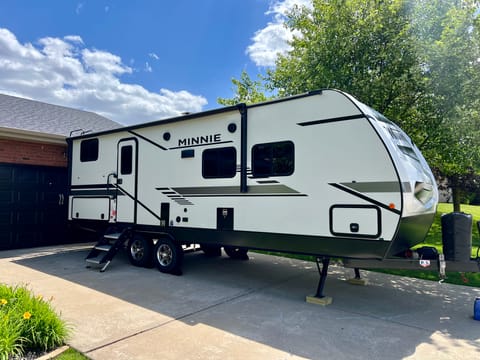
[0,93,121,249]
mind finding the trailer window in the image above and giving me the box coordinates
[80,138,99,162]
[252,141,294,177]
[120,145,133,175]
[202,147,236,178]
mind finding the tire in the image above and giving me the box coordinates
[153,237,184,275]
[127,234,153,268]
[224,246,249,260]
[201,244,222,257]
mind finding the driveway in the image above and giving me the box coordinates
[0,244,479,359]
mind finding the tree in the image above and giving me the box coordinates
[217,70,272,106]
[267,0,480,210]
[412,0,480,211]
[220,0,480,209]
[268,0,426,134]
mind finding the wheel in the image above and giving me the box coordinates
[224,246,249,260]
[201,244,222,257]
[127,234,153,268]
[153,237,184,274]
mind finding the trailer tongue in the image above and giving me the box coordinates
[344,214,480,276]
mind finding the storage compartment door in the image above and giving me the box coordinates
[71,197,110,221]
[330,205,381,238]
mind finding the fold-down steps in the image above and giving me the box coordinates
[85,228,131,272]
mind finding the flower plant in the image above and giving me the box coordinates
[0,284,69,360]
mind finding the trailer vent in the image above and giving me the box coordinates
[181,149,195,158]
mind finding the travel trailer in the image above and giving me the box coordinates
[69,89,472,297]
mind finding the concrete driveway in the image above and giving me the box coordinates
[1,243,479,359]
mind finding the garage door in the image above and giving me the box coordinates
[0,163,68,250]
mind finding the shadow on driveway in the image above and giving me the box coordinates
[2,244,480,359]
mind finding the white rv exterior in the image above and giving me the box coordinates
[68,90,438,272]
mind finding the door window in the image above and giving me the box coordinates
[120,145,133,175]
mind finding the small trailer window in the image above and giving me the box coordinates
[120,145,133,175]
[80,138,99,162]
[252,141,294,177]
[202,147,236,178]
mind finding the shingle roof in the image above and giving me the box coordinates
[0,93,122,137]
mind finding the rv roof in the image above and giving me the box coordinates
[68,89,330,140]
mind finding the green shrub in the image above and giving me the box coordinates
[0,284,69,359]
[0,310,25,360]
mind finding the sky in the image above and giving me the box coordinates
[0,0,310,125]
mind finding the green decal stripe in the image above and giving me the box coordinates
[172,185,300,196]
[340,181,410,193]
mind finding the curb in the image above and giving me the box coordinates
[36,345,70,360]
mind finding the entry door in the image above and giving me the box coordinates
[116,139,138,223]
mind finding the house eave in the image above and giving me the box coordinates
[0,127,66,145]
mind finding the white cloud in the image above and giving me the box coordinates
[82,48,131,75]
[75,2,84,15]
[247,22,293,67]
[149,52,159,60]
[0,28,207,125]
[266,0,311,18]
[144,61,152,72]
[64,35,84,44]
[246,0,311,67]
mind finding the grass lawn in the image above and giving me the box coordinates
[422,203,480,254]
[54,348,90,359]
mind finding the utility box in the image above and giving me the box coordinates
[441,212,472,262]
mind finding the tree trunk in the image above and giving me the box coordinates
[451,186,461,212]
